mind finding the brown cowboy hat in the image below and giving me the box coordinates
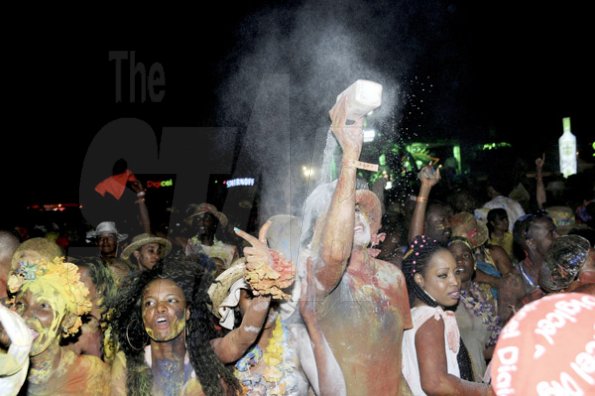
[185,203,228,227]
[120,233,172,260]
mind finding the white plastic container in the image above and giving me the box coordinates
[334,80,383,121]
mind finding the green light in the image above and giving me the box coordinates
[330,158,337,180]
[379,154,386,166]
[453,145,461,174]
[563,117,571,133]
[481,142,511,151]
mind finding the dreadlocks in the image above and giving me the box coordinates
[111,253,240,396]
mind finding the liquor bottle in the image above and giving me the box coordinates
[558,117,577,178]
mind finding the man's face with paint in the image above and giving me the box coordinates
[15,287,67,356]
[353,205,372,248]
[142,279,189,342]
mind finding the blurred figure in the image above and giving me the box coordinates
[184,203,237,275]
[85,221,127,260]
[487,208,513,258]
[0,304,33,396]
[0,231,20,300]
[85,221,133,284]
[449,237,501,382]
[539,234,593,295]
[409,164,452,245]
[478,176,525,233]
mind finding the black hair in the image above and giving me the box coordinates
[401,235,447,307]
[486,208,508,235]
[512,211,553,260]
[69,256,118,360]
[110,253,240,396]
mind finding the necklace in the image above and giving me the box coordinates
[234,316,290,394]
[460,284,502,347]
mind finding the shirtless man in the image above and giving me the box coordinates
[302,97,412,395]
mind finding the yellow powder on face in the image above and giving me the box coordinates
[145,327,155,339]
[22,282,67,319]
[144,317,185,341]
[10,257,92,336]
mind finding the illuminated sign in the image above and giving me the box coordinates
[146,178,174,188]
[224,178,255,188]
[481,142,512,150]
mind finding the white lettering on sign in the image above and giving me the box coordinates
[225,178,255,188]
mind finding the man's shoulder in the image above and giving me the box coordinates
[373,257,405,275]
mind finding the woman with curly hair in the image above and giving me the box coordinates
[110,227,274,396]
[401,235,493,395]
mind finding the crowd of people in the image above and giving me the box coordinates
[0,95,594,395]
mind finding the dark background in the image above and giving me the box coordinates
[3,1,593,229]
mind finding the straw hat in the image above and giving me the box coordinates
[450,212,488,248]
[186,203,228,227]
[120,233,172,260]
[355,189,382,235]
[207,259,245,318]
[85,221,128,243]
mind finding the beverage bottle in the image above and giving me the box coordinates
[558,117,577,178]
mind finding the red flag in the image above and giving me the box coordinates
[95,169,138,200]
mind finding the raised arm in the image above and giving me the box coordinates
[211,223,272,363]
[129,179,151,234]
[408,164,441,243]
[535,154,546,210]
[317,97,364,292]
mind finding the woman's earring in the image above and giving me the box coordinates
[126,319,149,351]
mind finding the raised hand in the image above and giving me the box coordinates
[418,162,441,188]
[535,153,545,171]
[234,222,295,299]
[329,96,364,159]
[234,221,272,270]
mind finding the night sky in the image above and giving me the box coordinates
[4,1,593,226]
